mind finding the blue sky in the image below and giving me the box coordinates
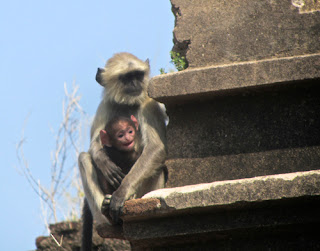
[0,1,174,250]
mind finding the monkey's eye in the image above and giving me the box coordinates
[119,71,144,83]
[119,74,128,82]
[134,71,144,81]
[117,134,124,139]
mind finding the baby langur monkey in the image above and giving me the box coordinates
[98,115,141,223]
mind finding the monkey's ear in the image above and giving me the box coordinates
[96,68,105,86]
[130,115,139,130]
[145,58,150,67]
[100,130,112,147]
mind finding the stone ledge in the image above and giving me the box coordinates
[124,198,320,249]
[120,170,320,248]
[149,53,320,104]
[122,169,320,221]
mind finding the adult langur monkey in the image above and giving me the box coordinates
[78,52,168,250]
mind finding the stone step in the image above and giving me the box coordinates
[117,170,320,248]
[150,53,320,104]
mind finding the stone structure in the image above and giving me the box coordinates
[35,221,130,251]
[122,171,320,249]
[98,0,320,249]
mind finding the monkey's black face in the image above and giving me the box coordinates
[119,71,144,96]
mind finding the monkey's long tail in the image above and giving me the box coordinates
[81,198,93,251]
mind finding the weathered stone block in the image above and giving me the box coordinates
[165,81,320,158]
[166,146,320,188]
[171,0,320,68]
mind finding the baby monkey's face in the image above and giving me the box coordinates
[112,121,136,152]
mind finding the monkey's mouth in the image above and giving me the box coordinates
[123,141,134,148]
[125,89,142,96]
